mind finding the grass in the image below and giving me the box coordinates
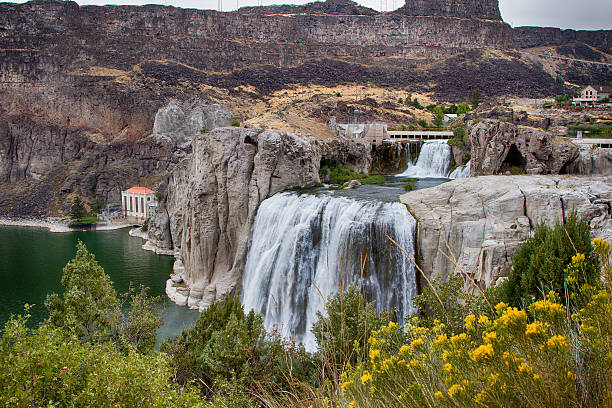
[321,163,386,186]
[568,125,612,138]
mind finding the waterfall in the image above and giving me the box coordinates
[397,141,451,178]
[449,160,471,179]
[241,192,418,352]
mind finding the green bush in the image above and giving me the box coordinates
[231,116,241,127]
[0,311,201,407]
[163,295,315,399]
[502,213,599,307]
[312,285,384,379]
[45,241,162,352]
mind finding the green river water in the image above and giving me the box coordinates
[0,225,199,342]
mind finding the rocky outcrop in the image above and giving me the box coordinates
[148,127,371,310]
[152,100,232,146]
[469,120,579,176]
[564,147,612,176]
[401,175,612,288]
[513,27,612,54]
[395,0,502,20]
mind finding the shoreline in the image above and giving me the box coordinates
[0,217,136,233]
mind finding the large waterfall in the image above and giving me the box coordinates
[241,192,418,352]
[397,141,451,178]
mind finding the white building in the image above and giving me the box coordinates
[121,186,156,221]
[573,85,612,106]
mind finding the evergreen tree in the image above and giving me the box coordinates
[70,196,87,220]
[472,90,481,109]
[90,197,104,214]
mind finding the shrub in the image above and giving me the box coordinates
[164,295,315,399]
[418,119,428,128]
[0,311,201,407]
[312,285,384,379]
[231,116,241,127]
[338,240,612,408]
[502,213,598,308]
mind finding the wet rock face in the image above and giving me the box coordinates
[148,127,371,310]
[396,0,501,20]
[469,120,579,176]
[400,175,612,288]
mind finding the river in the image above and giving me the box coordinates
[0,226,199,342]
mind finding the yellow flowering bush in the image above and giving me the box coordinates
[334,239,612,408]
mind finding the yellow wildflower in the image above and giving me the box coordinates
[484,331,497,343]
[533,374,541,381]
[369,349,381,360]
[450,332,468,346]
[448,384,464,398]
[341,381,352,391]
[397,359,407,367]
[388,321,398,330]
[399,345,410,355]
[572,253,585,263]
[496,307,527,330]
[518,362,533,374]
[478,315,490,326]
[567,371,574,380]
[475,390,487,404]
[545,335,567,350]
[471,344,494,361]
[443,363,452,372]
[410,338,424,350]
[435,391,444,399]
[464,314,476,331]
[433,334,448,346]
[410,359,424,370]
[361,372,372,385]
[495,302,509,314]
[525,322,545,337]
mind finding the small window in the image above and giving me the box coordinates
[130,197,133,212]
[135,197,138,213]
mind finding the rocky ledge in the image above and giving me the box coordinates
[147,127,371,311]
[400,175,612,288]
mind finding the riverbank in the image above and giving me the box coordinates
[0,217,136,233]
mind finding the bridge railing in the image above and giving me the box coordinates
[387,131,453,141]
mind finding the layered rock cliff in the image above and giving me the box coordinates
[400,175,612,288]
[469,120,579,176]
[148,127,371,310]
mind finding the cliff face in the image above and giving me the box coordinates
[396,0,501,20]
[513,27,612,54]
[401,176,612,288]
[149,127,371,310]
[469,120,579,176]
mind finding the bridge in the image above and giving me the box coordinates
[386,131,453,141]
[570,138,612,148]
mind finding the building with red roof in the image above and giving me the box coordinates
[121,186,157,221]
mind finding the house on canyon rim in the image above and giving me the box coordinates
[121,186,157,222]
[573,85,612,106]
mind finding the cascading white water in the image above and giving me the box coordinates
[449,160,471,179]
[241,192,418,352]
[397,140,451,178]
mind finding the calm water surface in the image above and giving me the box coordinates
[0,226,199,342]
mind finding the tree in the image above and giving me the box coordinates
[418,119,428,128]
[472,90,481,109]
[45,241,162,350]
[90,196,104,214]
[46,240,119,342]
[457,102,471,115]
[70,196,87,220]
[0,311,201,407]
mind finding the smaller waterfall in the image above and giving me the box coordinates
[449,160,471,179]
[241,192,418,352]
[397,141,451,178]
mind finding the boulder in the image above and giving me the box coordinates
[400,175,612,288]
